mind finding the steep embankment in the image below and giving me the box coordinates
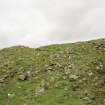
[0,39,105,105]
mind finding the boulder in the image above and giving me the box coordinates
[35,80,50,97]
[95,44,105,50]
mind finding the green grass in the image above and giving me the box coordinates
[0,39,105,105]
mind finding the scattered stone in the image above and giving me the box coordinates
[35,86,45,97]
[82,96,90,101]
[82,90,95,101]
[9,71,15,78]
[23,103,27,105]
[93,82,98,86]
[96,66,100,70]
[83,90,89,96]
[18,73,28,81]
[26,71,31,77]
[88,72,93,76]
[3,75,9,79]
[65,48,74,54]
[69,74,80,81]
[64,68,71,75]
[0,78,5,83]
[47,67,53,71]
[92,76,99,83]
[89,94,95,100]
[47,70,52,75]
[45,64,49,68]
[7,93,15,99]
[64,87,68,91]
[18,71,31,81]
[49,54,60,60]
[50,77,55,82]
[63,76,66,80]
[55,62,62,68]
[95,44,105,50]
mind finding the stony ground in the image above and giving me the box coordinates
[0,39,105,105]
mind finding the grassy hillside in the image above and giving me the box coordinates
[0,39,105,105]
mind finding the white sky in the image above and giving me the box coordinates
[0,0,105,48]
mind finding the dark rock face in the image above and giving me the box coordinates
[69,74,80,81]
[35,86,45,97]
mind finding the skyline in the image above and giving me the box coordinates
[0,0,105,48]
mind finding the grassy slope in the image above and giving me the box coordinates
[0,39,105,105]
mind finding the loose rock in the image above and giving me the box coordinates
[0,78,5,83]
[7,93,15,99]
[35,86,45,97]
[69,74,80,81]
[18,73,28,81]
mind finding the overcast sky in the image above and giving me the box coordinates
[0,0,105,48]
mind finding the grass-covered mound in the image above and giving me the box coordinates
[0,39,105,105]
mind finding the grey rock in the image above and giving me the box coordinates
[0,78,5,83]
[35,86,45,97]
[82,90,95,101]
[18,74,28,81]
[69,74,80,81]
[82,96,90,101]
[7,93,15,99]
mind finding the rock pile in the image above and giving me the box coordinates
[95,44,105,50]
